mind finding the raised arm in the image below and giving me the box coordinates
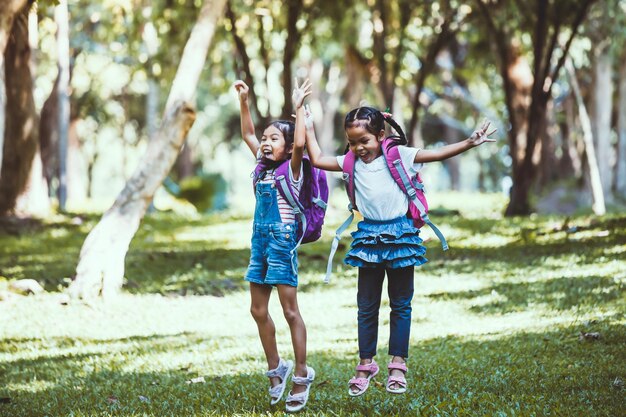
[290,78,312,180]
[414,119,497,163]
[233,80,260,157]
[303,105,341,172]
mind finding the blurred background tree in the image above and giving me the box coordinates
[1,0,625,220]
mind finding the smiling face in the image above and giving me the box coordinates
[260,125,292,162]
[345,124,384,163]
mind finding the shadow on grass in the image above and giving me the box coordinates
[2,213,624,299]
[428,275,625,314]
[422,224,626,277]
[0,319,623,416]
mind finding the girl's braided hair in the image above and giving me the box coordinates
[343,107,408,153]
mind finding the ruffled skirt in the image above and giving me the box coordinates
[345,216,428,269]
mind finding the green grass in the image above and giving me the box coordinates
[0,192,624,416]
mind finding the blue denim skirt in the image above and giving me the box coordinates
[345,215,428,269]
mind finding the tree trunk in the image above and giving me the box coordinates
[567,60,606,215]
[67,119,87,203]
[68,0,225,299]
[557,94,579,178]
[0,60,4,174]
[478,0,595,216]
[344,46,369,108]
[56,0,70,211]
[0,0,28,65]
[538,100,559,187]
[280,0,303,119]
[617,53,626,198]
[67,103,196,299]
[176,143,194,179]
[591,44,614,201]
[442,121,461,190]
[0,2,38,216]
[501,44,534,216]
[13,5,50,216]
[39,73,59,192]
[308,59,345,193]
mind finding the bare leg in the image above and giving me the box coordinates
[277,284,307,400]
[249,282,281,387]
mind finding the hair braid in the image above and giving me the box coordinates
[381,114,408,146]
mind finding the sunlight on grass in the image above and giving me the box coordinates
[453,232,516,247]
[1,203,624,416]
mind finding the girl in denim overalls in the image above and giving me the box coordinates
[305,106,495,396]
[234,79,314,412]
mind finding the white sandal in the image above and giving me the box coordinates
[266,358,294,405]
[285,366,315,413]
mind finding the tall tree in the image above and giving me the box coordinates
[56,0,70,211]
[68,0,227,299]
[566,59,605,214]
[0,0,28,64]
[618,47,626,198]
[476,0,597,216]
[0,1,39,216]
[226,0,311,124]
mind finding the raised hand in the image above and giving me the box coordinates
[292,78,312,109]
[304,104,314,131]
[468,119,497,146]
[233,80,249,102]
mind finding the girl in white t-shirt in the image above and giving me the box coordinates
[305,106,495,397]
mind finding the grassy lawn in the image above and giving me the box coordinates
[0,192,624,416]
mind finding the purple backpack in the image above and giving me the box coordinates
[254,156,329,246]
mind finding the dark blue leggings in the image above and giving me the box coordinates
[357,265,414,359]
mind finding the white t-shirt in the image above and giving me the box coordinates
[337,146,423,221]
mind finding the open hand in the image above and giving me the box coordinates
[469,119,497,146]
[292,78,312,109]
[303,104,314,130]
[233,80,249,102]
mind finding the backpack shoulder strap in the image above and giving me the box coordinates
[324,151,358,284]
[381,138,419,198]
[274,160,307,248]
[381,139,449,251]
[342,151,357,211]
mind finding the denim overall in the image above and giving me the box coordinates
[244,181,299,287]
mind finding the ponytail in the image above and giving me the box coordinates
[381,113,408,146]
[344,106,408,147]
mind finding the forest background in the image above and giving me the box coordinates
[0,0,624,416]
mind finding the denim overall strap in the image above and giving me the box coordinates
[254,180,298,276]
[254,182,282,224]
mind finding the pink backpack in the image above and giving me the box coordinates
[324,138,448,282]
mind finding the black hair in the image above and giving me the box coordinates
[343,107,408,153]
[266,120,295,150]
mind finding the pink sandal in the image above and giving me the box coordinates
[386,362,408,394]
[348,360,380,397]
